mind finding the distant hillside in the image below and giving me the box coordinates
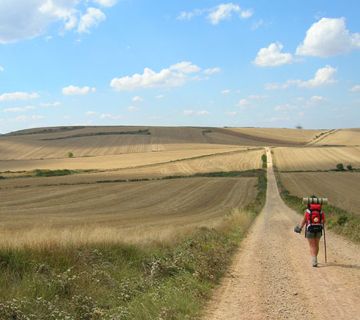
[0,125,335,161]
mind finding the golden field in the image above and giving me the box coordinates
[0,177,257,247]
[227,127,324,145]
[272,146,360,171]
[310,129,360,146]
[1,125,359,247]
[280,172,360,214]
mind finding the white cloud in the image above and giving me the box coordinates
[100,113,122,120]
[299,65,337,88]
[310,95,326,103]
[197,110,210,116]
[350,85,360,92]
[15,114,44,122]
[254,42,293,67]
[274,104,294,112]
[93,0,117,7]
[64,15,78,31]
[110,61,202,91]
[3,106,36,113]
[204,67,221,75]
[238,98,249,106]
[296,17,360,57]
[226,111,238,116]
[221,89,231,95]
[251,19,264,30]
[0,0,113,43]
[263,116,290,123]
[86,111,98,116]
[183,110,209,116]
[171,61,201,73]
[0,0,76,43]
[178,3,253,25]
[155,94,165,99]
[0,92,39,102]
[208,3,253,25]
[266,65,337,90]
[132,96,143,103]
[238,94,264,106]
[41,101,61,107]
[78,7,106,33]
[240,9,253,19]
[0,65,4,72]
[177,9,205,21]
[62,85,96,95]
[127,105,138,112]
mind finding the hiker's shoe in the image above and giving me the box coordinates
[312,257,318,267]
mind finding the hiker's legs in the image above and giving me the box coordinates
[314,237,320,256]
[307,238,318,257]
[307,236,321,266]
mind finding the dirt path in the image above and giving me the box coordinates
[204,148,360,320]
[307,129,338,145]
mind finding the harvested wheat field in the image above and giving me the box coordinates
[310,128,360,146]
[0,149,263,188]
[280,172,360,214]
[0,146,252,172]
[0,177,257,247]
[0,126,229,160]
[226,128,324,145]
[0,126,249,160]
[273,146,360,171]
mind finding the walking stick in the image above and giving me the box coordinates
[323,225,327,263]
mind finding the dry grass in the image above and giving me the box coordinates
[0,177,257,248]
[273,146,360,171]
[280,172,360,214]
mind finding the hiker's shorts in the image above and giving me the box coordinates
[305,230,322,239]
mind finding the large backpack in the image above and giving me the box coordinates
[305,203,325,233]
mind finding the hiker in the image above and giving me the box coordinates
[294,196,326,267]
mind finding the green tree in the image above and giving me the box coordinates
[67,152,74,158]
[336,163,344,171]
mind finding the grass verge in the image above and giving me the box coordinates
[273,166,360,243]
[0,170,267,320]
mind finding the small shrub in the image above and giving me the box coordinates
[337,215,348,226]
[67,152,74,158]
[336,163,345,171]
[346,164,353,171]
[34,169,74,177]
[261,154,267,168]
[0,175,5,180]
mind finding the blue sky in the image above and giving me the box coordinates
[0,0,359,133]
